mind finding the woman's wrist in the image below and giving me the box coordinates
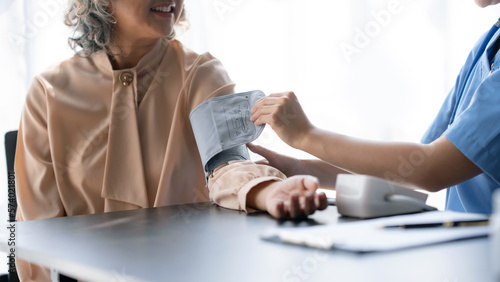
[246,181,275,211]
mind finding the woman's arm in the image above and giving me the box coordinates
[251,92,482,192]
[187,57,328,219]
[208,160,328,219]
[15,77,63,281]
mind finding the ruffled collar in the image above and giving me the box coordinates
[93,38,170,76]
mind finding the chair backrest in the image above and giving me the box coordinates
[5,131,17,173]
[4,131,20,282]
[4,131,18,223]
[4,131,76,282]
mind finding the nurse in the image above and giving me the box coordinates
[249,0,500,214]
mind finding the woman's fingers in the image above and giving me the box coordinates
[273,201,286,219]
[285,176,323,219]
[318,192,328,210]
[303,191,316,216]
[288,193,301,218]
[265,176,328,219]
[286,192,323,218]
[302,175,319,192]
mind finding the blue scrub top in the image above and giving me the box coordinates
[422,28,500,214]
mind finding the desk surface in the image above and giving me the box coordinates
[1,203,496,282]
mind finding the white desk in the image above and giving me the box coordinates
[0,203,496,282]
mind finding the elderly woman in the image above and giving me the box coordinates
[15,0,328,280]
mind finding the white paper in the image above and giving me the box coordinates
[261,211,490,252]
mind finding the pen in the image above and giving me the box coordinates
[380,219,489,229]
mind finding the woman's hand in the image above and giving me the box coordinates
[250,92,313,149]
[247,143,306,177]
[247,175,328,219]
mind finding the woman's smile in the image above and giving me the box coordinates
[150,2,176,18]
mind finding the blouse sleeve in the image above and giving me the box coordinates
[185,53,287,212]
[16,76,65,221]
[208,161,286,212]
[15,76,64,281]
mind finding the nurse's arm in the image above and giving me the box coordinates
[297,129,482,192]
[247,143,348,189]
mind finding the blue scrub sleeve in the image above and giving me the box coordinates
[422,31,487,144]
[444,70,500,185]
[421,86,457,144]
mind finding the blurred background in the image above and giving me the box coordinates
[1,0,500,269]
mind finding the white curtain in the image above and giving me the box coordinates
[180,0,500,157]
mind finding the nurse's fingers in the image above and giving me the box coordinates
[250,104,280,123]
[255,92,291,104]
[269,92,290,97]
[256,95,288,106]
[252,96,289,112]
[252,112,282,127]
[254,159,269,165]
[247,143,278,161]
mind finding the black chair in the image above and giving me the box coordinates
[4,131,76,282]
[4,131,19,282]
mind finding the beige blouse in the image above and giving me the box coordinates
[15,38,285,281]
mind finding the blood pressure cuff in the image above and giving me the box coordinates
[190,90,266,178]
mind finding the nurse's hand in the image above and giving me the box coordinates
[247,143,306,177]
[250,91,313,149]
[247,175,328,219]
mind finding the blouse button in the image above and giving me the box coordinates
[119,72,133,86]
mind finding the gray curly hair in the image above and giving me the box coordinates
[64,0,188,57]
